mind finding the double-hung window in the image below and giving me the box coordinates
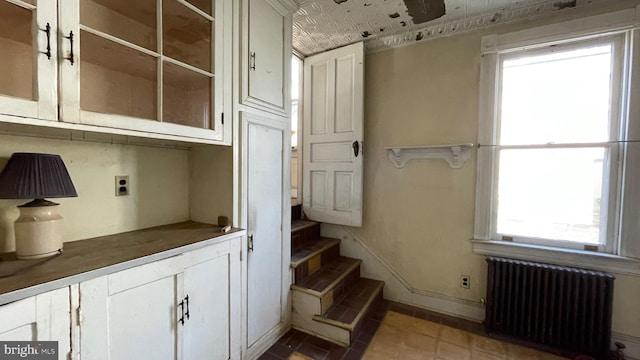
[474,8,640,272]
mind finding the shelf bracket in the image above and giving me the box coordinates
[385,143,474,169]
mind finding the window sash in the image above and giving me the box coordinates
[489,143,620,253]
[496,34,626,146]
[477,34,628,253]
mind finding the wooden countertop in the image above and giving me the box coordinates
[0,221,245,305]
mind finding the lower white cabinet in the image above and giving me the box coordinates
[0,287,71,360]
[77,238,241,360]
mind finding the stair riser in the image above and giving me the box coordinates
[292,204,302,221]
[330,265,360,303]
[291,224,321,249]
[349,290,383,344]
[292,264,360,318]
[292,292,351,346]
[292,281,384,346]
[291,311,351,347]
[293,244,341,285]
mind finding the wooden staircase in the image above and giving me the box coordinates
[290,201,384,346]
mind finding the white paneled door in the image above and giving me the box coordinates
[244,113,288,350]
[302,42,364,227]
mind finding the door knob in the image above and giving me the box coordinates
[352,141,360,157]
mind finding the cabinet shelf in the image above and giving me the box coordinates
[385,143,474,169]
[82,0,157,51]
[163,0,213,72]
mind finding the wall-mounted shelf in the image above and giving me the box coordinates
[384,143,474,169]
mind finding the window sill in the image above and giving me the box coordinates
[471,239,640,276]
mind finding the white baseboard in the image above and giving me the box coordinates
[321,224,485,322]
[612,332,640,360]
[321,224,640,360]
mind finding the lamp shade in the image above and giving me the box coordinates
[0,153,78,199]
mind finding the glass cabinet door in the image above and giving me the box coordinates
[0,0,58,120]
[59,0,225,141]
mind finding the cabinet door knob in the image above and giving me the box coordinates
[64,31,75,65]
[40,23,52,60]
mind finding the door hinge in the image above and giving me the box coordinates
[221,112,224,125]
[240,250,243,261]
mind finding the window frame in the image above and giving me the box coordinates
[495,35,624,253]
[290,54,303,150]
[473,7,640,275]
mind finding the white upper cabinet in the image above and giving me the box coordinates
[0,0,58,121]
[0,0,231,144]
[241,0,296,116]
[58,0,230,143]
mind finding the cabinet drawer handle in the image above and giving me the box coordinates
[250,52,256,71]
[178,299,185,326]
[64,31,74,65]
[184,295,190,320]
[40,23,52,60]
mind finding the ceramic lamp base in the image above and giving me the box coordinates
[14,203,63,259]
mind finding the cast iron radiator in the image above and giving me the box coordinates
[485,257,615,358]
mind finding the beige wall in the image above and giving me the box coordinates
[0,134,191,252]
[190,144,234,225]
[353,0,640,340]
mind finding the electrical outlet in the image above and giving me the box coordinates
[460,275,470,289]
[115,176,129,196]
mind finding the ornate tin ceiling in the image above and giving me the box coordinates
[292,0,607,56]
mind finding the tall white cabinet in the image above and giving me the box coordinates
[0,0,298,358]
[235,0,297,357]
[240,112,291,358]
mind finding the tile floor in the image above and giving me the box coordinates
[363,311,568,359]
[258,301,571,360]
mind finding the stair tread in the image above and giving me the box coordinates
[291,220,320,233]
[292,256,361,295]
[291,237,340,268]
[314,278,384,330]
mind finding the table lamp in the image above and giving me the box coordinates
[0,153,78,259]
